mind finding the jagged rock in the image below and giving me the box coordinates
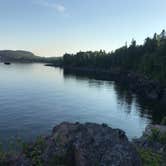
[6,122,142,166]
[41,122,141,165]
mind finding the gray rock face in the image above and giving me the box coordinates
[42,122,141,166]
[11,122,141,166]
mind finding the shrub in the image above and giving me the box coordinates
[148,128,160,142]
[137,148,163,166]
[159,132,166,144]
[160,117,166,125]
[23,136,46,166]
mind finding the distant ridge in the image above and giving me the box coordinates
[0,50,60,63]
[0,50,41,62]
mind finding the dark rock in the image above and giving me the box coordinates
[6,122,141,166]
[44,122,141,165]
[64,67,164,101]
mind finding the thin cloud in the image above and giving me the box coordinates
[34,0,66,13]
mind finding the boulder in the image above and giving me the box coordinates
[8,122,142,166]
[41,122,141,166]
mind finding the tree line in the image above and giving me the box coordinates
[61,30,166,85]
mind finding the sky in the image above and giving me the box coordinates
[0,0,166,57]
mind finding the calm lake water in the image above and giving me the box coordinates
[0,63,155,144]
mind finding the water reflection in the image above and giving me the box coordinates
[0,63,162,146]
[63,68,165,124]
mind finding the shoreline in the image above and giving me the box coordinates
[0,122,165,165]
[47,64,166,102]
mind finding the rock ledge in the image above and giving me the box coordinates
[7,122,142,166]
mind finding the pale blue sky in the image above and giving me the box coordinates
[0,0,166,56]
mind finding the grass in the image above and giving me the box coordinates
[137,148,163,166]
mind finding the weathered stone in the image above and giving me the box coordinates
[5,122,142,166]
[44,122,141,166]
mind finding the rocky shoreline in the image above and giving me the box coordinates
[1,122,166,166]
[61,66,165,101]
[1,122,141,166]
[133,124,166,166]
[134,124,166,152]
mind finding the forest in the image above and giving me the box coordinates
[62,30,166,85]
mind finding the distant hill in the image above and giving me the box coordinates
[0,50,61,63]
[0,50,43,62]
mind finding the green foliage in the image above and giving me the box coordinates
[137,148,163,166]
[0,138,23,166]
[23,136,46,166]
[0,137,48,166]
[161,117,166,125]
[159,132,166,144]
[62,30,166,85]
[147,128,166,144]
[148,128,160,142]
[0,142,10,166]
[0,153,8,166]
[0,144,5,165]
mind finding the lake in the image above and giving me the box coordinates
[0,63,158,144]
